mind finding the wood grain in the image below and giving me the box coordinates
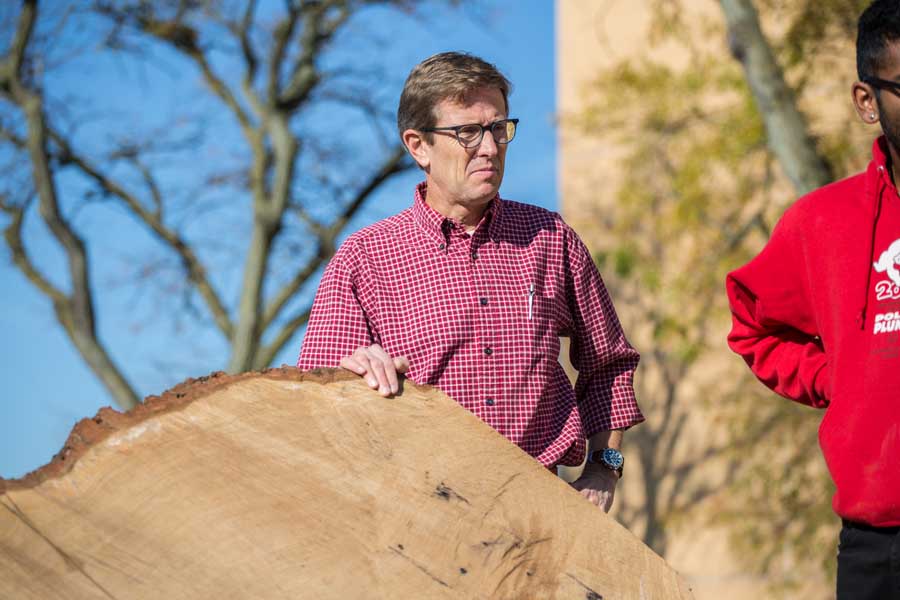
[0,368,694,599]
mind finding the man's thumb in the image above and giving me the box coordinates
[393,356,410,374]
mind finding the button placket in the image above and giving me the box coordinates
[471,237,496,410]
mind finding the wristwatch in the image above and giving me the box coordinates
[588,447,624,477]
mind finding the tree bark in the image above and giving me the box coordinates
[719,0,832,194]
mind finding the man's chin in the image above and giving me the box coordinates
[470,177,501,194]
[474,184,501,202]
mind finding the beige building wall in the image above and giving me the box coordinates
[556,2,838,599]
[558,1,649,233]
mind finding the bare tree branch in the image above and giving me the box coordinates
[227,114,300,372]
[0,0,139,410]
[238,0,259,74]
[253,308,311,369]
[327,145,412,236]
[3,0,35,82]
[129,154,164,219]
[3,0,438,415]
[260,145,410,331]
[47,128,235,341]
[1,197,65,304]
[97,4,260,142]
[232,0,262,116]
[276,1,352,111]
[267,4,300,104]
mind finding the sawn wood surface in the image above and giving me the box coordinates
[0,368,694,599]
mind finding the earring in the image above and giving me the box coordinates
[870,113,878,121]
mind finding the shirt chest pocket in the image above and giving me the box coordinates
[525,287,552,332]
[512,283,566,357]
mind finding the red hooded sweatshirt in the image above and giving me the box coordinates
[727,137,900,528]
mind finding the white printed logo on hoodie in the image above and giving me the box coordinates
[874,238,900,301]
[873,237,900,334]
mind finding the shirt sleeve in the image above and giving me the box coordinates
[297,247,377,369]
[725,207,829,407]
[564,226,644,436]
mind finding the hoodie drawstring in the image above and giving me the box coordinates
[859,167,887,330]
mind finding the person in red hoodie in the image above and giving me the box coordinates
[726,2,900,597]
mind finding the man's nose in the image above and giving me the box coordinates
[476,130,499,156]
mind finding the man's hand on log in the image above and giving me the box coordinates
[571,466,619,513]
[340,344,409,397]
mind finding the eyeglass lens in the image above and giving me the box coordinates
[457,120,516,147]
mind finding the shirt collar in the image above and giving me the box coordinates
[411,181,503,244]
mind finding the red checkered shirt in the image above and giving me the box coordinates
[297,183,643,467]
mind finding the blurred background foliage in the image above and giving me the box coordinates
[573,0,871,592]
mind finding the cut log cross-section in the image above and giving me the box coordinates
[0,369,694,599]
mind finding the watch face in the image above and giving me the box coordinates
[601,448,624,470]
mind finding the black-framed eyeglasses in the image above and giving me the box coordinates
[419,118,519,148]
[864,76,900,95]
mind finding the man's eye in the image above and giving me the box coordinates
[457,125,481,140]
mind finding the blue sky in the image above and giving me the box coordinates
[0,1,556,478]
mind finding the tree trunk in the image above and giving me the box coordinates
[719,0,833,195]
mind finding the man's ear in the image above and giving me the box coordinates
[402,129,430,170]
[852,80,880,125]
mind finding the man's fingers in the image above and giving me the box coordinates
[369,344,406,396]
[339,346,407,396]
[579,487,613,510]
[365,349,394,396]
[600,492,613,513]
[600,496,612,513]
[393,356,410,374]
[587,489,613,512]
[350,349,379,388]
[339,355,366,376]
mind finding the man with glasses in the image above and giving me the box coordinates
[298,52,643,512]
[726,2,900,597]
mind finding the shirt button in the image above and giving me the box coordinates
[438,243,446,250]
[485,398,495,406]
[479,297,488,306]
[471,252,478,260]
[484,347,493,356]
